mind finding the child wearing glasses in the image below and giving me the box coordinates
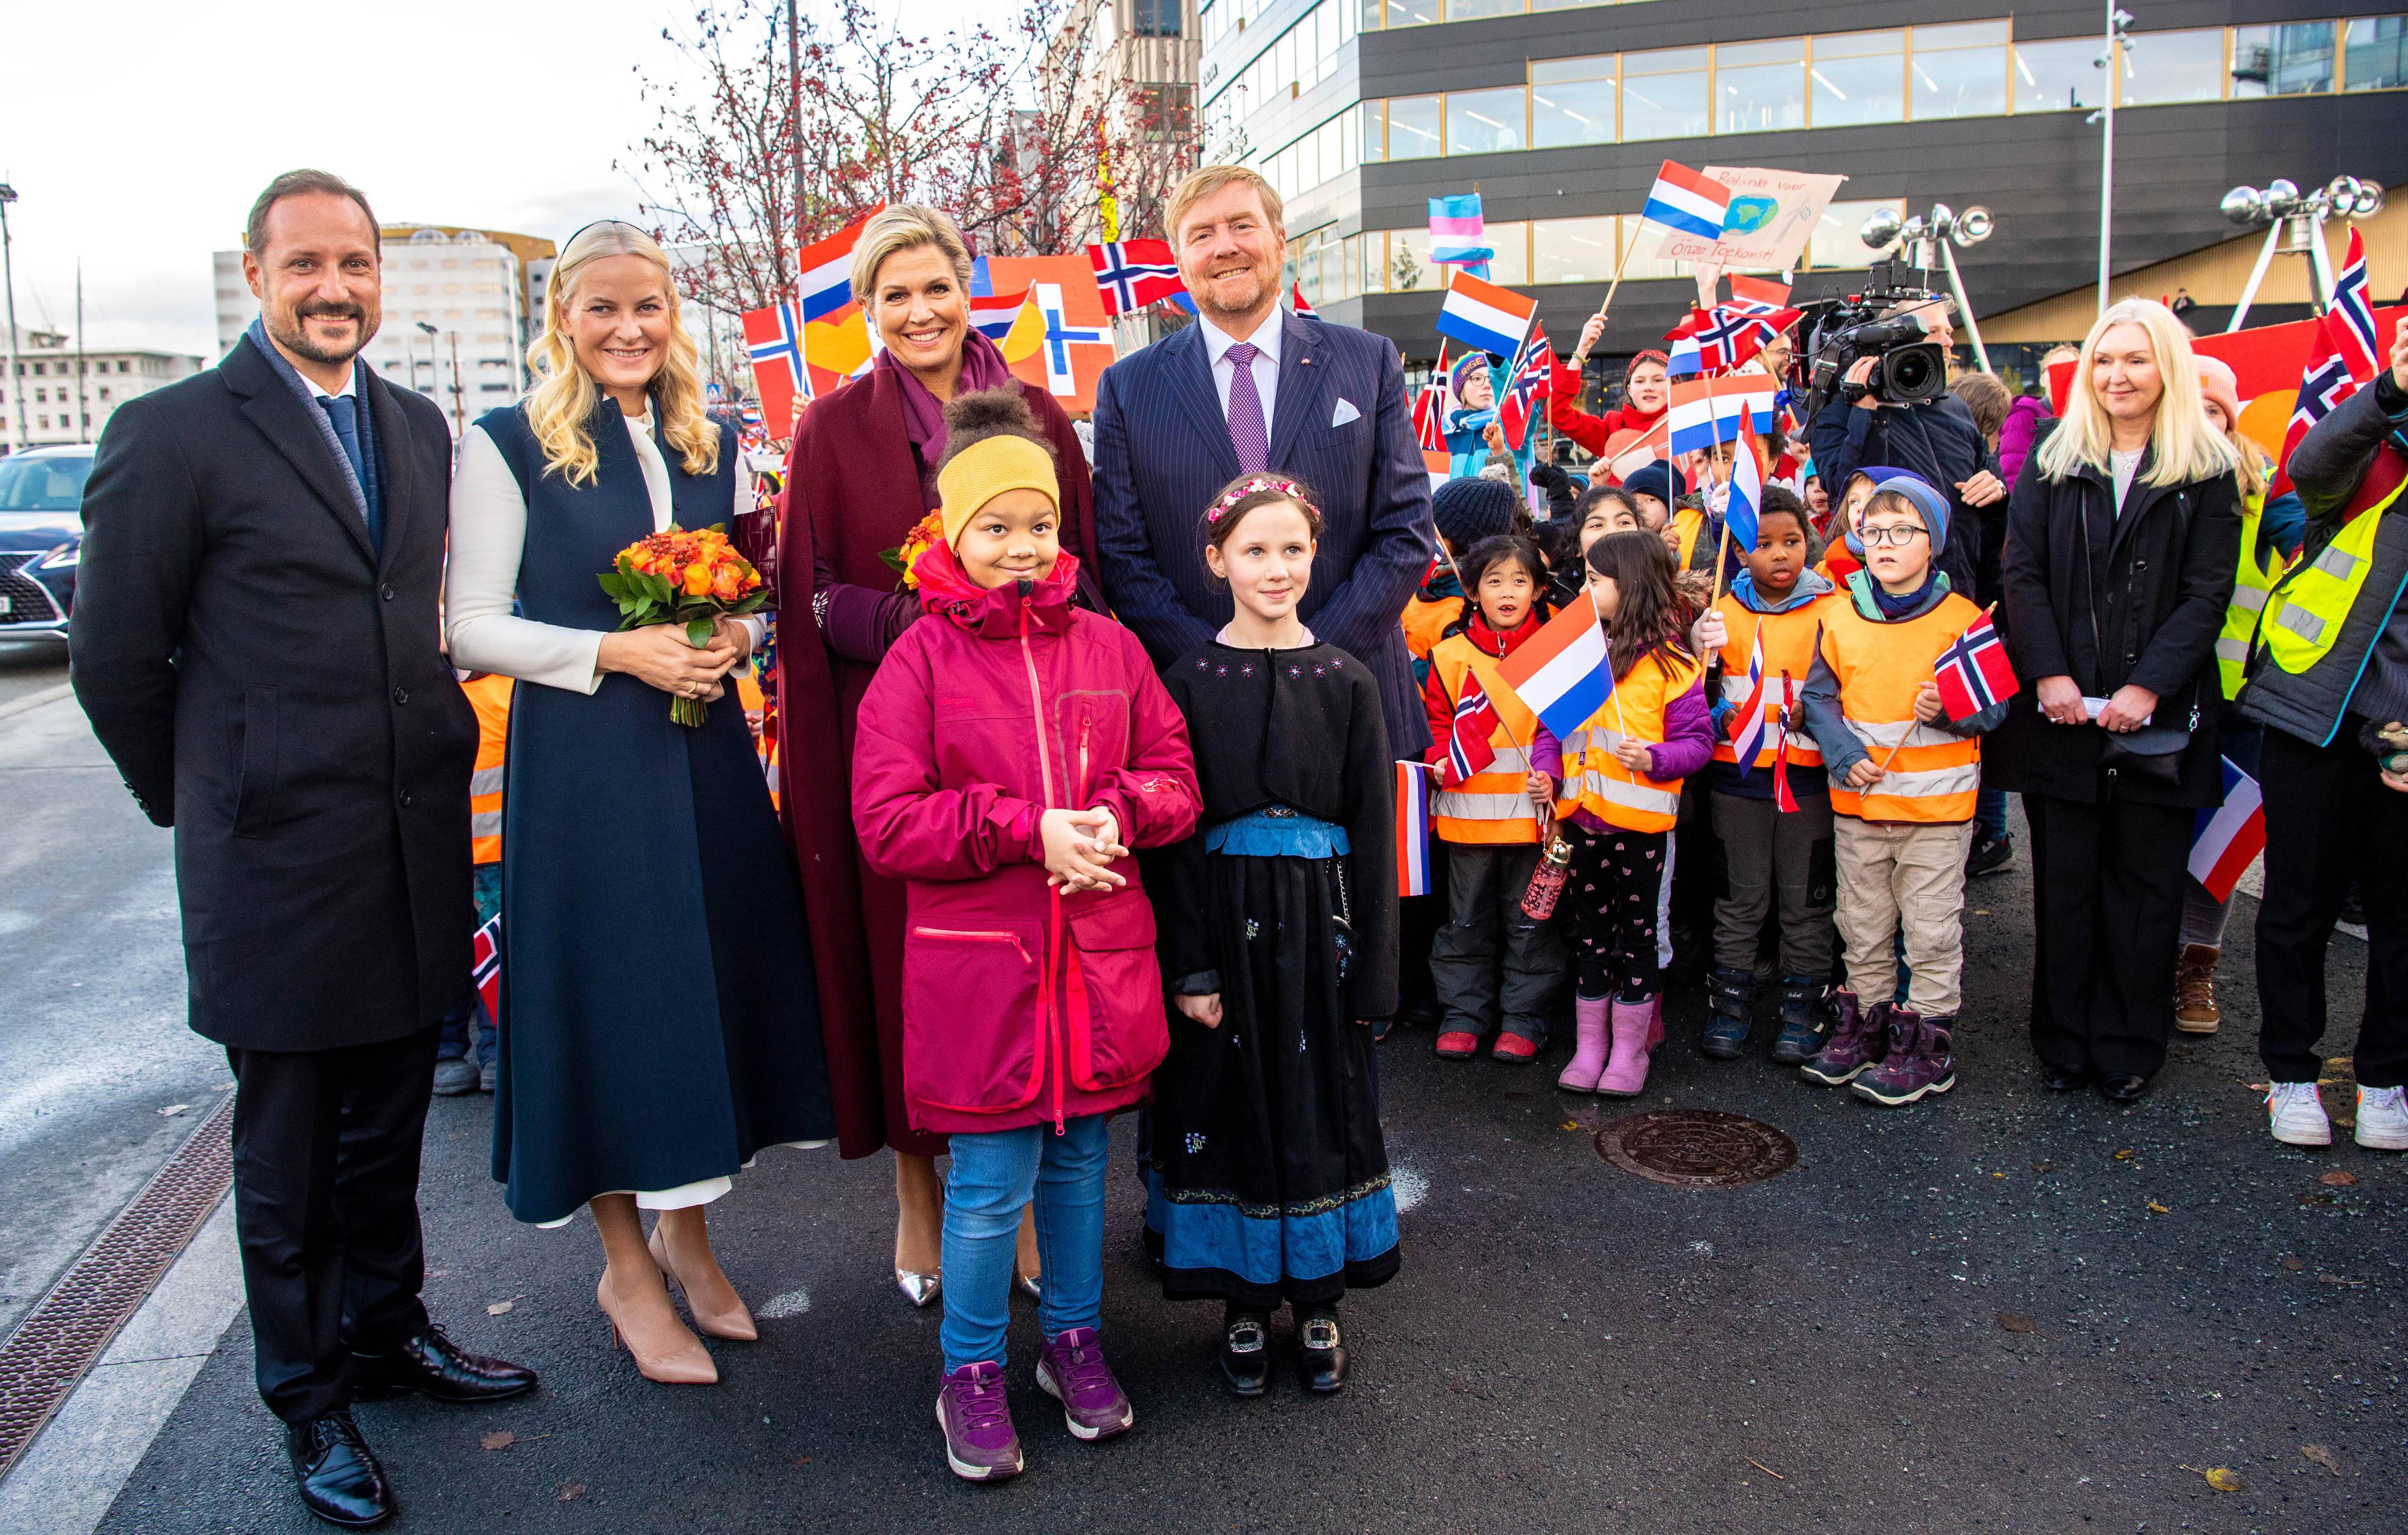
[1797,475,2009,1107]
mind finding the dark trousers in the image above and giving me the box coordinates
[1566,823,1668,1001]
[1430,841,1566,1044]
[227,1024,441,1424]
[2024,791,2193,1079]
[1709,790,1836,977]
[2256,722,2408,1089]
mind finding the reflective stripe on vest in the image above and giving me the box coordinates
[2218,493,2280,700]
[1709,594,1831,769]
[1566,653,1704,834]
[1819,592,1983,823]
[462,673,514,866]
[1430,635,1544,843]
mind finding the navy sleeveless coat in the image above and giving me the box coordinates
[481,400,836,1224]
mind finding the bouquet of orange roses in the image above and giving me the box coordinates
[597,524,768,726]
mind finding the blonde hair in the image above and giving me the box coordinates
[2229,427,2270,501]
[2035,299,2238,489]
[1166,166,1285,245]
[523,221,716,487]
[849,205,974,308]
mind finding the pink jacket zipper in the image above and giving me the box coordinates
[1018,592,1068,1135]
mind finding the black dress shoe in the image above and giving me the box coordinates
[1296,1307,1348,1393]
[2097,1073,2150,1105]
[352,1323,537,1405]
[2038,1063,2089,1092]
[286,1412,391,1529]
[1220,1309,1271,1397]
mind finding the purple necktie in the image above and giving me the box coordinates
[1224,341,1269,472]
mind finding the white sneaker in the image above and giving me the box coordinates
[2266,1081,2332,1147]
[2355,1086,2408,1151]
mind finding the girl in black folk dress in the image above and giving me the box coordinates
[1144,474,1400,1398]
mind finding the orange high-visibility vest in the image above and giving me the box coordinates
[1820,592,1985,823]
[1673,506,1707,568]
[735,672,778,810]
[1711,591,1834,770]
[461,673,513,865]
[1427,632,1545,845]
[1403,592,1464,665]
[1564,650,1705,833]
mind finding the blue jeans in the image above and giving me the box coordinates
[1974,785,2009,844]
[940,1114,1109,1373]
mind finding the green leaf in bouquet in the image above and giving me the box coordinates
[686,616,716,648]
[879,545,908,576]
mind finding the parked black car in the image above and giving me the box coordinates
[0,445,91,641]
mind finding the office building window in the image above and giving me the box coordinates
[1389,226,1435,291]
[1614,216,1686,281]
[1718,37,1806,133]
[2013,35,2108,112]
[1531,56,1616,148]
[1132,0,1181,37]
[1447,0,1522,19]
[1811,30,1904,127]
[1532,216,1619,284]
[1808,198,1904,269]
[1909,21,2007,118]
[1447,84,1528,153]
[1622,46,1710,140]
[1360,99,1385,161]
[1384,0,1435,27]
[2231,22,2334,95]
[2123,28,2226,105]
[1482,222,1530,285]
[1388,94,1441,158]
[2344,16,2408,90]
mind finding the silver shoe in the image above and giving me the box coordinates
[895,1268,941,1308]
[1015,1272,1041,1301]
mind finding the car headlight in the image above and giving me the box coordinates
[35,542,79,570]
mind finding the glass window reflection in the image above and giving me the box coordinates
[1812,31,1905,127]
[1532,56,1617,147]
[1622,47,1711,140]
[1388,94,1441,158]
[2014,36,2108,112]
[2123,28,2226,105]
[1718,37,1807,134]
[2344,17,2408,91]
[1447,85,1530,154]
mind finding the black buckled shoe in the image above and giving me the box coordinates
[2097,1073,2150,1105]
[287,1411,391,1529]
[1220,1309,1271,1397]
[1296,1307,1348,1393]
[2038,1062,2090,1092]
[352,1323,537,1405]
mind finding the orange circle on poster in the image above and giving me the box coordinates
[2238,390,2295,460]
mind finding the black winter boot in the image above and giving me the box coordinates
[1701,967,1755,1059]
[1769,974,1828,1066]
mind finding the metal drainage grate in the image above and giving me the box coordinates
[0,1089,235,1479]
[1596,1108,1799,1188]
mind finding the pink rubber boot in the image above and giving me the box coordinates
[1556,996,1612,1092]
[1597,997,1658,1097]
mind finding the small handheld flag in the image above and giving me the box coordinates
[1496,599,1615,742]
[1640,160,1732,243]
[1724,410,1766,556]
[1085,240,1186,316]
[1728,622,1769,773]
[1429,193,1495,268]
[2189,757,2266,902]
[969,288,1033,341]
[1435,270,1538,359]
[1499,324,1554,451]
[2269,314,2357,499]
[796,204,886,323]
[1667,376,1778,455]
[472,913,503,1026]
[1289,279,1317,316]
[1932,610,2019,723]
[742,300,810,432]
[1394,762,1432,897]
[2332,227,2380,384]
[1445,677,1502,786]
[1771,671,1802,813]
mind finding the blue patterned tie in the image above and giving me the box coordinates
[319,395,381,551]
[1224,342,1269,473]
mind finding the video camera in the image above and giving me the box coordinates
[1793,260,1955,418]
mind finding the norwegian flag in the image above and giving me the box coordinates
[2270,315,2359,500]
[1290,279,1317,316]
[1933,610,2019,722]
[1499,324,1554,451]
[2333,228,2380,385]
[1444,675,1502,786]
[1414,342,1451,454]
[1772,670,1802,813]
[472,913,503,1026]
[1670,300,1802,374]
[1085,240,1185,316]
[1728,621,1769,773]
[742,300,809,434]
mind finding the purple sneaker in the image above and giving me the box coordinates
[935,1361,1022,1481]
[1799,991,1885,1087]
[1852,1010,1957,1106]
[1035,1327,1133,1441]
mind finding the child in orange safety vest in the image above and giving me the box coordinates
[437,671,513,1095]
[1797,475,2009,1109]
[1687,485,1841,1069]
[1419,533,1569,1063]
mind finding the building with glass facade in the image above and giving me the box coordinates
[1198,0,2407,360]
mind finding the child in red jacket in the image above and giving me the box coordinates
[851,389,1200,1483]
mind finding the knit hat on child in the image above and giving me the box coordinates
[1433,474,1520,550]
[935,387,1060,547]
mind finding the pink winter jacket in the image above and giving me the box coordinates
[851,549,1202,1136]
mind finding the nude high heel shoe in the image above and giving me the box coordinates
[598,1274,717,1385]
[648,1230,759,1342]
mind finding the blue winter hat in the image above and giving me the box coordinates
[1839,462,1911,557]
[1870,474,1949,556]
[1620,459,1687,509]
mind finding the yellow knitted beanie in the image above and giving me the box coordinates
[937,435,1060,548]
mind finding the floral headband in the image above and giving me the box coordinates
[1207,475,1318,524]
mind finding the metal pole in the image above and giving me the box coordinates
[1938,241,1992,375]
[0,187,22,452]
[2305,215,2338,313]
[2226,220,2286,332]
[2096,2,2116,319]
[448,331,465,439]
[75,260,88,444]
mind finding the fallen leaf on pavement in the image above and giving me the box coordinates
[2281,1257,2306,1272]
[2319,1170,2357,1187]
[487,1297,523,1316]
[2032,1160,2052,1173]
[2113,1148,2135,1160]
[2302,1444,2341,1476]
[2148,1201,2170,1214]
[1558,1121,1579,1132]
[1743,1457,1786,1480]
[556,1484,585,1502]
[1996,1312,2035,1334]
[792,1457,812,1467]
[2202,1467,2245,1492]
[481,1431,515,1451]
[157,1104,190,1117]
[2316,1272,2366,1288]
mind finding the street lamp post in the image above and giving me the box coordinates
[2090,7,2134,319]
[1,184,23,452]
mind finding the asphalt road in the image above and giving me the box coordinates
[60,807,2404,1532]
[0,637,71,707]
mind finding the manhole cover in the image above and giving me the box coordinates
[1596,1110,1797,1188]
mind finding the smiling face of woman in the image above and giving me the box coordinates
[565,254,674,413]
[869,243,968,391]
[2090,322,2163,437]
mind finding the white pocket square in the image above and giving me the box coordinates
[1331,398,1362,427]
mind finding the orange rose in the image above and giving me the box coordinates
[712,564,744,602]
[683,562,714,596]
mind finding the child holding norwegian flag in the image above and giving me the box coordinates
[1686,485,1841,1067]
[1419,533,1568,1061]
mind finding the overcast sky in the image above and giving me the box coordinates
[1,1,982,356]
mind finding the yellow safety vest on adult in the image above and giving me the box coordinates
[2247,468,2408,738]
[1425,629,1546,843]
[2215,487,2286,700]
[1807,576,1992,823]
[1564,651,1708,833]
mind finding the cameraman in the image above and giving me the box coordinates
[1807,297,2005,599]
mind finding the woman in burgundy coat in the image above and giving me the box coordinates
[775,205,1102,1303]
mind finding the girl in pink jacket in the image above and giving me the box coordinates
[851,389,1200,1483]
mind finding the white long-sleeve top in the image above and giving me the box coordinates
[445,408,756,693]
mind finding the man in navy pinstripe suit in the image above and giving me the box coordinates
[1090,166,1436,754]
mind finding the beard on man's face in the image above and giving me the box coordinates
[270,297,379,365]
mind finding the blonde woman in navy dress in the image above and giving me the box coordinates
[446,221,836,1384]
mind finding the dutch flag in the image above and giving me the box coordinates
[2189,757,2266,903]
[1496,599,1615,743]
[1394,762,1433,898]
[1640,161,1732,243]
[796,204,886,323]
[1435,270,1538,359]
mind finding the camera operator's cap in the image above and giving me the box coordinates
[1871,474,1950,553]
